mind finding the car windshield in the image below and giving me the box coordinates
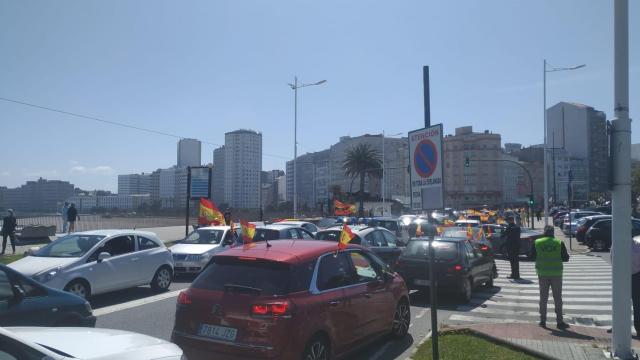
[404,240,458,261]
[442,227,479,238]
[182,229,225,244]
[32,234,105,258]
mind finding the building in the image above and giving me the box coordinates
[224,130,262,209]
[546,102,609,196]
[276,176,286,202]
[549,149,589,205]
[159,168,177,208]
[177,138,202,168]
[443,126,502,208]
[0,178,75,213]
[211,146,226,205]
[504,143,522,154]
[501,152,522,205]
[67,194,151,212]
[117,173,151,195]
[286,150,330,211]
[632,143,640,162]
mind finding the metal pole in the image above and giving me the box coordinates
[382,132,385,216]
[293,76,298,219]
[611,0,632,357]
[185,167,191,237]
[543,60,549,227]
[552,131,557,204]
[428,230,439,360]
[423,66,431,128]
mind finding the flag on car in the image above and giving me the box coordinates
[416,222,424,237]
[198,198,226,226]
[338,223,356,250]
[466,225,473,240]
[241,220,256,243]
[334,200,357,216]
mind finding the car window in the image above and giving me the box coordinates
[465,242,478,259]
[253,229,280,242]
[138,236,160,250]
[286,229,300,239]
[193,257,292,295]
[404,240,459,261]
[182,229,225,244]
[315,231,362,245]
[299,229,313,239]
[316,253,355,291]
[349,251,380,283]
[381,230,397,247]
[102,235,135,257]
[0,334,50,360]
[366,231,386,247]
[0,269,13,302]
[32,234,104,258]
[303,223,319,233]
[15,278,45,299]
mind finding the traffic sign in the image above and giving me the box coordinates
[409,124,444,210]
[189,166,211,199]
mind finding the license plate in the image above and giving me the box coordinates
[175,262,186,267]
[198,324,238,342]
[414,279,431,286]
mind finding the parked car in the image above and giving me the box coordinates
[272,221,320,235]
[585,219,640,251]
[395,237,497,303]
[315,225,402,268]
[562,211,602,234]
[455,219,480,228]
[0,326,184,359]
[172,240,410,360]
[575,215,611,243]
[372,217,401,237]
[247,224,315,244]
[8,230,174,299]
[553,211,570,227]
[0,264,95,327]
[170,226,236,275]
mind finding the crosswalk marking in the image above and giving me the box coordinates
[447,254,613,328]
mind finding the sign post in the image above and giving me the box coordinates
[185,166,212,236]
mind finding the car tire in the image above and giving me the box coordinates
[64,279,91,299]
[391,299,411,339]
[460,278,473,303]
[151,266,173,292]
[593,239,608,252]
[301,335,330,360]
[485,270,495,288]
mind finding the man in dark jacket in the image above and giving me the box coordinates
[67,203,79,234]
[1,209,17,255]
[504,216,521,279]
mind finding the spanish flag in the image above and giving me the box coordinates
[338,223,356,250]
[198,198,226,226]
[241,220,256,244]
[466,225,473,240]
[334,200,357,216]
[416,223,424,237]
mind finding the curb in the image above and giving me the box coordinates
[407,330,432,360]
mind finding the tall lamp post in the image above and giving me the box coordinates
[288,77,326,218]
[382,131,403,216]
[543,60,585,226]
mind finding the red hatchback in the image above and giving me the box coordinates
[171,240,410,360]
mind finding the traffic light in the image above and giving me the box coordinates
[464,157,470,167]
[529,196,534,206]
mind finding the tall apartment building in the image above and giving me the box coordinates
[159,168,177,208]
[211,146,226,205]
[177,138,202,168]
[224,130,262,209]
[547,102,609,196]
[286,150,330,210]
[443,126,502,208]
[117,173,151,195]
[0,178,75,212]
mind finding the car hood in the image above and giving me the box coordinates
[8,327,182,359]
[8,256,79,277]
[170,243,221,254]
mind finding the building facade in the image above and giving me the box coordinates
[67,194,151,212]
[224,130,262,209]
[117,173,151,195]
[0,178,75,213]
[211,146,226,205]
[177,138,202,168]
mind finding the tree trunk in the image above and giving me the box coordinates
[359,173,366,217]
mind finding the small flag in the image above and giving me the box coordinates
[436,226,443,235]
[466,225,473,240]
[338,223,356,250]
[241,220,256,243]
[334,200,357,216]
[475,228,484,241]
[198,198,226,226]
[416,223,424,237]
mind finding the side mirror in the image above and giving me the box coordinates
[11,285,25,303]
[97,252,111,263]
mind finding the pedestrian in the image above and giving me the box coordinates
[1,209,17,255]
[504,216,521,279]
[532,225,570,329]
[61,202,70,233]
[536,209,542,222]
[224,211,232,227]
[67,203,79,234]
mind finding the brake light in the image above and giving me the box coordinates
[251,304,270,315]
[480,245,489,251]
[454,265,463,271]
[271,302,289,315]
[251,301,290,316]
[177,290,192,305]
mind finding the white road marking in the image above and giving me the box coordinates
[494,279,611,284]
[455,305,613,323]
[449,314,529,324]
[467,298,611,311]
[491,283,611,290]
[415,309,428,319]
[93,289,182,317]
[495,288,611,296]
[473,292,611,303]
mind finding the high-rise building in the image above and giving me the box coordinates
[212,146,226,205]
[547,102,609,195]
[177,138,202,168]
[159,168,177,208]
[224,130,262,209]
[117,173,151,195]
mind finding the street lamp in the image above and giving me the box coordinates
[288,77,327,218]
[543,60,586,226]
[382,131,403,216]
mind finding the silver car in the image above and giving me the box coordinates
[9,230,174,299]
[169,226,234,274]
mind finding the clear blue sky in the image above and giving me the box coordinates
[0,0,638,192]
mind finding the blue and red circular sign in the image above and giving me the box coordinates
[414,139,438,178]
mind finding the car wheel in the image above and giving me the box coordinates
[484,271,495,288]
[593,239,608,252]
[391,299,411,339]
[302,336,330,360]
[151,266,172,292]
[460,278,472,303]
[64,279,90,299]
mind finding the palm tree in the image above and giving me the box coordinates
[343,143,382,216]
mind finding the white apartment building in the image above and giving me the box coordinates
[177,138,202,168]
[117,173,151,195]
[224,130,262,209]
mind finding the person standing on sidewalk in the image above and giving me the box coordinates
[1,209,17,255]
[505,216,521,279]
[61,202,70,233]
[67,203,79,234]
[532,225,570,329]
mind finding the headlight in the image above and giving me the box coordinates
[33,267,61,283]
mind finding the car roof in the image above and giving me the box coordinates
[275,221,312,226]
[217,240,362,263]
[410,236,466,243]
[69,229,158,238]
[196,226,230,231]
[263,224,300,230]
[319,225,381,235]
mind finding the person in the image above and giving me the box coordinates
[536,209,542,222]
[1,209,17,255]
[61,202,70,233]
[504,216,521,279]
[67,203,79,234]
[531,225,570,329]
[224,211,232,227]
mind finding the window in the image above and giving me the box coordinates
[287,229,300,239]
[365,231,386,247]
[0,270,13,302]
[102,236,135,257]
[15,279,45,298]
[349,252,380,283]
[138,236,160,250]
[299,229,313,239]
[303,223,319,233]
[316,253,355,291]
[381,230,397,247]
[193,257,292,295]
[464,242,477,260]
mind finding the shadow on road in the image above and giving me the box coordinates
[89,286,162,309]
[350,334,416,360]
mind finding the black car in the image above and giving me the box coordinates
[575,215,611,243]
[395,237,497,303]
[0,264,95,327]
[314,225,402,268]
[585,219,640,251]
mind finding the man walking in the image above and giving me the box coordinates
[1,209,17,255]
[61,202,70,233]
[532,225,570,329]
[67,203,79,234]
[504,216,521,279]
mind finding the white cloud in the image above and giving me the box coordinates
[0,171,9,177]
[70,165,115,175]
[69,160,80,166]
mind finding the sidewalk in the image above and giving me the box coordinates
[527,216,591,254]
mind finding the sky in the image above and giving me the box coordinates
[0,0,638,192]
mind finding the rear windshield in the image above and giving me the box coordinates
[404,240,459,261]
[315,231,362,245]
[193,256,315,295]
[253,229,280,242]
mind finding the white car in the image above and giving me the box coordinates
[273,221,320,234]
[170,226,234,274]
[8,230,174,299]
[0,326,184,359]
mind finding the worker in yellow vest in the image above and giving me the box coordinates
[531,225,570,329]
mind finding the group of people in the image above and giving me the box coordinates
[61,202,79,234]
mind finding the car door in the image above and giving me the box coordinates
[365,230,392,264]
[135,235,164,285]
[0,269,55,327]
[380,230,402,269]
[83,235,137,293]
[298,228,314,240]
[463,242,484,286]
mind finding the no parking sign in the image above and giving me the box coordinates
[409,124,444,210]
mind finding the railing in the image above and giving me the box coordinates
[15,215,198,233]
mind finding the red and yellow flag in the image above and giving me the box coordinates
[334,200,357,216]
[240,220,256,244]
[416,223,424,237]
[338,223,356,250]
[198,198,226,226]
[466,225,473,240]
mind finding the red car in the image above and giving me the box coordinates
[171,240,410,360]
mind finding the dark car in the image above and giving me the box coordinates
[172,240,410,360]
[315,225,402,268]
[575,215,611,243]
[553,211,570,227]
[372,217,401,237]
[395,237,497,303]
[0,264,95,327]
[246,224,315,244]
[585,219,640,251]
